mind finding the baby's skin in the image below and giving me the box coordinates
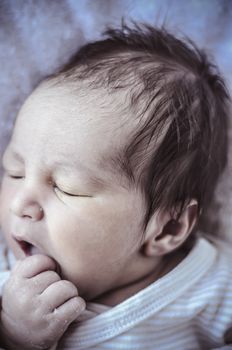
[0,254,86,349]
[0,59,231,348]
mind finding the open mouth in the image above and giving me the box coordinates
[17,240,33,256]
[14,238,41,256]
[13,236,62,275]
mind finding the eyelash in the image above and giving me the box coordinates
[6,174,73,195]
[53,185,76,197]
[7,173,91,198]
[55,187,91,198]
[7,174,24,180]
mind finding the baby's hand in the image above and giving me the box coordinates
[0,254,85,350]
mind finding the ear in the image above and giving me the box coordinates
[142,200,198,257]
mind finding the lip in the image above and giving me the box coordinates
[13,237,34,256]
[17,239,32,256]
[12,234,43,257]
[12,234,61,274]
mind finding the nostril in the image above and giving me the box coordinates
[22,214,33,219]
[11,200,44,221]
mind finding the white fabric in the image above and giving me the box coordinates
[1,237,232,349]
[55,237,232,349]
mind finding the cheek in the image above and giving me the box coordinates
[49,197,143,264]
[0,179,13,226]
[0,180,16,249]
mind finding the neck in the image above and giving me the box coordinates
[93,249,187,306]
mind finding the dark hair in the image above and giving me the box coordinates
[47,22,230,229]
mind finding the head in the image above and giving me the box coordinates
[0,23,229,302]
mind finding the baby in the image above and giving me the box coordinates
[0,23,232,349]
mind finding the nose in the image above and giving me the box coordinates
[10,189,44,221]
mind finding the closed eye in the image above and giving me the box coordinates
[53,185,91,198]
[57,188,76,197]
[6,173,24,180]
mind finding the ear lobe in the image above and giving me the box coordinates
[142,200,198,257]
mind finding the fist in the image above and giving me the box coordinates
[0,254,86,349]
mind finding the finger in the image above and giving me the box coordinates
[40,280,78,310]
[30,270,61,293]
[53,296,86,324]
[15,254,57,278]
[45,297,86,341]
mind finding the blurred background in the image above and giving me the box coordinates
[0,0,231,240]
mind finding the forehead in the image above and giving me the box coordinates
[18,81,128,133]
[9,82,136,183]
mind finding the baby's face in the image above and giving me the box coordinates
[0,82,146,301]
